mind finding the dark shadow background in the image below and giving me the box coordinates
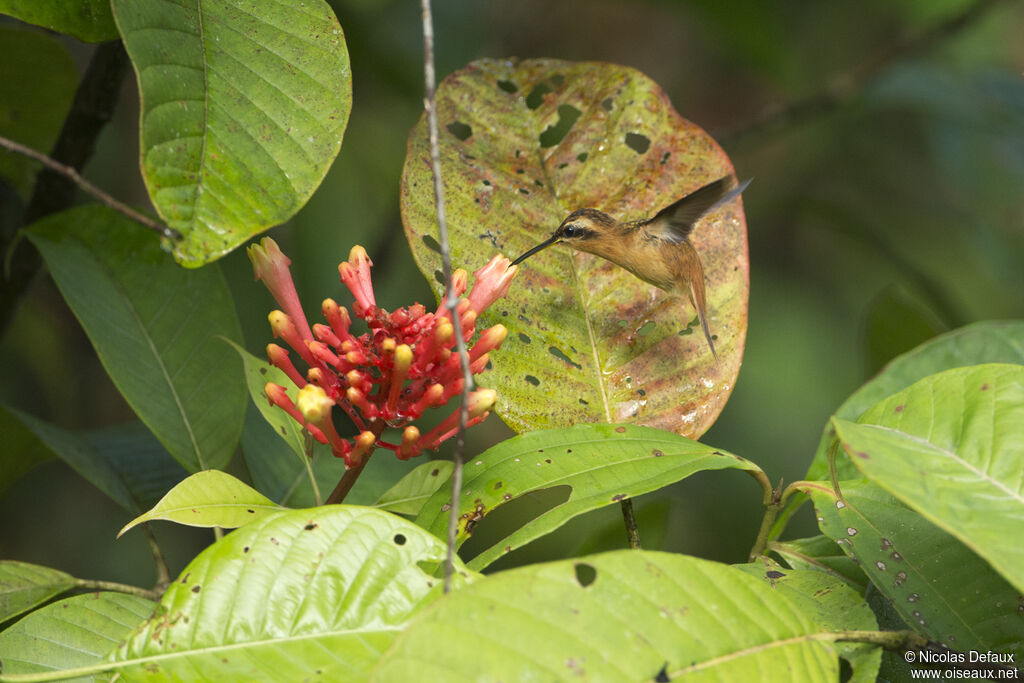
[2,0,1022,586]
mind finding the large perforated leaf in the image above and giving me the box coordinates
[402,59,748,438]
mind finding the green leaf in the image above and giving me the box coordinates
[0,592,154,682]
[373,460,453,515]
[6,408,186,514]
[27,206,246,472]
[0,27,77,196]
[111,0,352,266]
[734,561,880,683]
[0,406,53,498]
[804,480,1023,658]
[0,0,118,43]
[768,535,868,594]
[402,59,748,439]
[830,363,1024,595]
[413,423,762,570]
[119,471,282,536]
[373,551,838,681]
[108,507,473,681]
[807,320,1024,481]
[0,561,76,623]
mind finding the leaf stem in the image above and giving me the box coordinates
[325,451,372,505]
[75,578,161,601]
[0,135,179,241]
[141,524,170,590]
[420,0,474,594]
[747,476,786,561]
[303,431,323,506]
[619,498,642,549]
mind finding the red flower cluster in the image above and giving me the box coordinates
[248,238,517,467]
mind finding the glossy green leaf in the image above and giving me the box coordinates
[734,561,880,683]
[0,561,76,623]
[402,59,748,439]
[831,363,1024,594]
[768,535,868,594]
[804,480,1023,658]
[27,206,246,472]
[0,27,76,196]
[111,0,352,266]
[373,460,453,515]
[807,320,1024,481]
[0,0,117,43]
[119,470,282,536]
[0,592,154,682]
[414,423,762,570]
[7,408,186,514]
[374,551,838,681]
[108,507,473,682]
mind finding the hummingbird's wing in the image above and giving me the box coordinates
[641,176,750,243]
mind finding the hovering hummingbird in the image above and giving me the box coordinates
[510,176,750,360]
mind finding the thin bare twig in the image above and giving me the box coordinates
[718,0,1009,146]
[620,499,641,549]
[420,0,474,594]
[0,135,179,241]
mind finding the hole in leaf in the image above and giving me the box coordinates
[637,320,656,337]
[525,83,552,109]
[458,486,573,564]
[548,345,582,369]
[519,188,530,195]
[497,79,517,93]
[601,97,614,111]
[446,121,472,141]
[577,152,588,163]
[525,374,540,386]
[574,563,597,587]
[579,398,589,405]
[393,534,407,546]
[625,132,650,154]
[422,234,441,253]
[539,104,582,148]
[660,151,671,165]
[518,332,531,344]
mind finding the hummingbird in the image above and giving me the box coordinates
[510,176,750,361]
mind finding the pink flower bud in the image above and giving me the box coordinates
[269,311,318,367]
[398,425,421,460]
[248,238,315,343]
[297,384,334,423]
[339,246,376,316]
[468,255,518,314]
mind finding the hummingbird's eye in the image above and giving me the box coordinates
[561,224,582,238]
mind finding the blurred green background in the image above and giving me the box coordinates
[1,0,1022,588]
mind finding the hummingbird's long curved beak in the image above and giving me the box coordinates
[510,235,560,266]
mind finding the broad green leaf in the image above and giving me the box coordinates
[373,460,453,515]
[768,535,868,594]
[6,408,186,514]
[111,0,352,266]
[27,206,246,472]
[804,480,1023,658]
[402,59,748,439]
[0,27,76,196]
[830,363,1024,594]
[0,406,52,497]
[414,423,762,571]
[807,320,1024,481]
[734,561,880,683]
[0,592,154,682]
[0,561,76,623]
[119,471,282,536]
[0,0,117,43]
[373,551,838,681]
[231,340,306,459]
[109,507,473,682]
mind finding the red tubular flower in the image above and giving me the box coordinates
[249,240,517,468]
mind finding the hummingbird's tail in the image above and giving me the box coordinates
[689,264,718,362]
